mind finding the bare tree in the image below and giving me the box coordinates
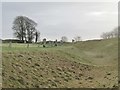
[101,32,109,39]
[12,16,26,42]
[74,36,81,42]
[12,16,37,43]
[24,16,37,43]
[61,36,68,42]
[101,26,119,39]
[113,27,118,37]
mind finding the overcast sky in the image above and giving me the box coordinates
[2,2,118,41]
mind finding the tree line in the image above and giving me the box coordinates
[13,16,82,44]
[101,26,119,39]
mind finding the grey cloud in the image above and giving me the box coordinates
[2,2,117,41]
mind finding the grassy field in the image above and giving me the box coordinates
[2,38,118,88]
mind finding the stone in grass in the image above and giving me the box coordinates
[9,84,14,87]
[54,79,60,83]
[12,64,16,69]
[88,80,92,82]
[34,63,40,66]
[72,71,75,74]
[57,67,62,71]
[18,54,24,57]
[79,73,83,77]
[2,72,5,76]
[15,63,21,67]
[18,78,25,85]
[104,76,107,78]
[68,69,74,72]
[9,76,16,80]
[64,78,69,82]
[28,57,32,60]
[107,72,111,75]
[27,60,31,64]
[75,76,80,80]
[67,77,72,81]
[18,66,23,72]
[51,70,55,73]
[48,78,52,82]
[113,84,118,88]
[79,82,82,84]
[40,67,44,70]
[40,74,43,77]
[58,72,62,75]
[51,81,58,87]
[65,74,70,79]
[87,76,93,80]
[48,84,52,88]
[103,84,106,87]
[119,80,120,84]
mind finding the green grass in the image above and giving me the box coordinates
[2,38,118,66]
[2,38,118,88]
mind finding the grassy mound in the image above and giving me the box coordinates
[2,38,118,88]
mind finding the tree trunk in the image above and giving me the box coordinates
[35,36,37,43]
